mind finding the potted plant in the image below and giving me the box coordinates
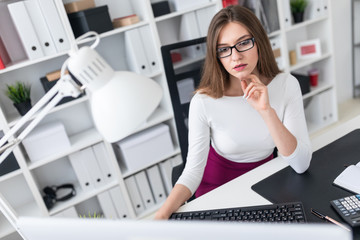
[290,0,308,23]
[5,82,32,116]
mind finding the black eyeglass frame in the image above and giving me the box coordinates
[216,37,255,58]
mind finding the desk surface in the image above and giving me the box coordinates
[178,115,360,237]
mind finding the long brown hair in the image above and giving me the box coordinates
[197,5,280,98]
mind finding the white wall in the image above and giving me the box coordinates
[331,0,353,103]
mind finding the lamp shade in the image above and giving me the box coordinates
[90,71,163,142]
[67,45,163,142]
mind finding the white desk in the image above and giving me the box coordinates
[178,115,360,213]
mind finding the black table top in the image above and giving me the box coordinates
[252,129,360,239]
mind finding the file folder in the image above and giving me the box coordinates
[68,151,94,191]
[124,28,150,75]
[282,0,292,28]
[80,147,105,188]
[0,1,27,62]
[134,171,155,209]
[109,186,131,219]
[195,8,213,37]
[179,12,204,58]
[138,26,159,73]
[146,165,167,203]
[37,0,70,52]
[98,190,118,219]
[92,142,115,184]
[159,159,174,195]
[7,1,44,60]
[124,176,145,215]
[24,0,57,56]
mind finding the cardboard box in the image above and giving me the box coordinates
[113,14,140,28]
[114,123,174,173]
[23,121,71,162]
[64,0,95,14]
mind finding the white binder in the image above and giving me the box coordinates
[159,159,174,195]
[7,1,44,60]
[282,0,292,28]
[37,0,70,52]
[98,191,118,219]
[195,8,213,37]
[134,171,155,209]
[124,176,145,215]
[124,28,150,75]
[24,0,57,56]
[109,186,131,219]
[138,26,159,73]
[179,12,203,58]
[146,165,167,203]
[0,1,27,62]
[92,142,115,184]
[80,147,105,188]
[68,151,94,191]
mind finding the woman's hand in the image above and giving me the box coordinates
[241,74,271,113]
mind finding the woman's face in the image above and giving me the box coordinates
[217,22,259,81]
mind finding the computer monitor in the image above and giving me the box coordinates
[18,216,352,240]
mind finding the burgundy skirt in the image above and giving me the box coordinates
[195,146,273,198]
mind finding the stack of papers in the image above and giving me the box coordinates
[333,161,360,194]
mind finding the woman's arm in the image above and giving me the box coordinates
[154,184,192,220]
[242,74,311,173]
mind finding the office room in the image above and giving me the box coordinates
[0,0,359,239]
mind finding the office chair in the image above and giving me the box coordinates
[161,37,206,192]
[161,37,278,197]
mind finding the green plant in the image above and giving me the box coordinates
[290,0,308,13]
[79,211,104,219]
[5,82,31,104]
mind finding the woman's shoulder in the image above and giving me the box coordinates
[271,72,300,90]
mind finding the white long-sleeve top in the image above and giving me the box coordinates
[176,73,312,195]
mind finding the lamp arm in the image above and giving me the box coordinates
[0,75,82,164]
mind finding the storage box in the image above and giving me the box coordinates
[23,121,71,162]
[168,0,209,11]
[292,73,310,95]
[114,124,174,173]
[64,0,95,14]
[151,1,171,17]
[113,14,140,28]
[67,5,113,38]
[40,74,84,106]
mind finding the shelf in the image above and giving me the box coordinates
[155,2,217,23]
[0,169,23,183]
[134,107,173,135]
[48,180,119,216]
[0,201,41,238]
[285,15,328,33]
[7,96,89,128]
[28,128,102,170]
[76,21,149,46]
[173,55,205,70]
[0,51,68,75]
[289,52,332,72]
[302,82,334,100]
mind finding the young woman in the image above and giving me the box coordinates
[155,5,312,219]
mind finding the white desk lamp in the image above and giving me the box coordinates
[0,31,163,238]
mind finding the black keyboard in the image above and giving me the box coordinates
[169,202,306,223]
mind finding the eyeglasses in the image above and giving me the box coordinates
[216,37,255,58]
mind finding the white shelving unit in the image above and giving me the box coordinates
[0,0,337,239]
[353,0,360,97]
